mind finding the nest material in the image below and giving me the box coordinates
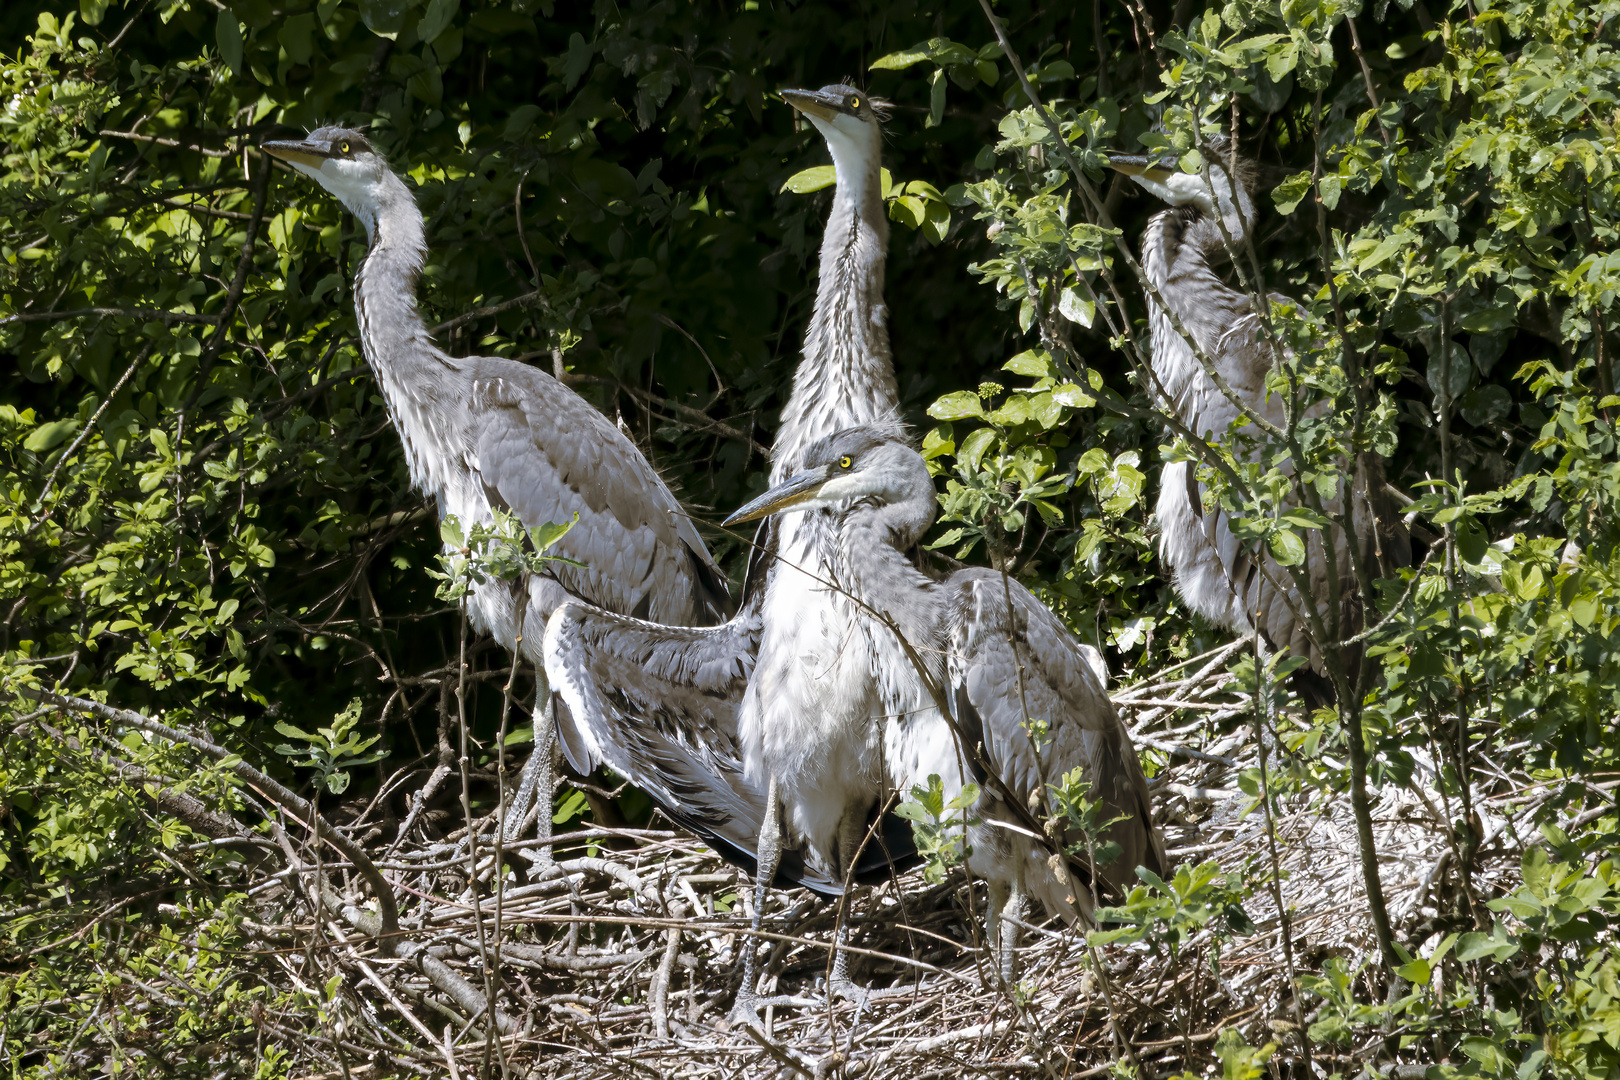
[229,640,1535,1080]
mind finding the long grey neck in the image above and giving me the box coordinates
[831,496,938,644]
[350,170,458,496]
[773,141,898,483]
[1140,207,1253,435]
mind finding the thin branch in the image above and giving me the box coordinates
[0,307,219,328]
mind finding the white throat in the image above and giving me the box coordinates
[809,114,881,207]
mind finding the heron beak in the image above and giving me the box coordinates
[262,138,334,170]
[1106,151,1178,182]
[781,88,842,123]
[723,468,831,526]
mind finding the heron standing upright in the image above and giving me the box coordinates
[1107,136,1404,679]
[723,426,1168,981]
[261,127,730,855]
[546,85,919,1021]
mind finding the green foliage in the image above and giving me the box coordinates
[273,695,385,794]
[894,773,980,885]
[3,0,1620,1071]
[1092,859,1255,953]
[429,508,580,602]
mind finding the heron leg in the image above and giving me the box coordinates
[727,775,781,1028]
[986,877,1009,983]
[997,876,1025,986]
[828,812,869,1005]
[505,687,557,870]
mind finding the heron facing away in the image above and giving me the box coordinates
[723,426,1169,982]
[1107,137,1406,680]
[261,127,730,855]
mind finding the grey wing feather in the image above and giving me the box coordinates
[542,594,849,895]
[468,364,729,625]
[945,569,1168,895]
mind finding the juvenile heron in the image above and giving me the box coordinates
[724,426,1169,981]
[547,85,921,1022]
[261,127,729,853]
[1107,137,1404,678]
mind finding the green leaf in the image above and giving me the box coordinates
[359,0,410,39]
[416,0,459,44]
[928,68,946,128]
[1272,171,1313,215]
[1051,384,1096,408]
[958,427,997,470]
[1268,528,1306,566]
[781,165,837,195]
[870,37,978,71]
[216,11,243,74]
[24,418,79,454]
[552,788,588,825]
[1056,287,1094,328]
[889,194,927,229]
[529,513,578,554]
[1003,349,1051,378]
[928,391,985,421]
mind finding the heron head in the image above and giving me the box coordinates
[723,427,931,528]
[782,83,887,169]
[1106,134,1255,226]
[262,126,395,234]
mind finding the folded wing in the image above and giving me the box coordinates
[945,568,1167,897]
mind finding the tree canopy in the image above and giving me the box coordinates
[3,0,1618,1076]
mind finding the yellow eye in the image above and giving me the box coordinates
[838,455,852,469]
[339,141,351,154]
[849,97,860,109]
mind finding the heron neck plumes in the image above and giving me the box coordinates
[1139,206,1254,436]
[773,123,897,483]
[350,169,456,496]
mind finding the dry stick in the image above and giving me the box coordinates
[483,645,522,1079]
[429,289,543,337]
[0,307,219,328]
[24,689,517,1034]
[451,598,502,1077]
[32,341,156,519]
[1344,18,1392,146]
[1296,88,1403,973]
[1250,615,1315,1072]
[649,900,686,1039]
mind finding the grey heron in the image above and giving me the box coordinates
[723,426,1168,983]
[1107,137,1404,679]
[547,85,921,1023]
[546,427,1166,1014]
[260,127,730,857]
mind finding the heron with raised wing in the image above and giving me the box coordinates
[260,127,731,859]
[1107,136,1405,683]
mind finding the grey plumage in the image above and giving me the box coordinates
[262,126,729,850]
[1110,138,1404,674]
[726,427,1168,978]
[543,86,918,1021]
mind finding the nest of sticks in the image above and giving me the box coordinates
[41,635,1538,1080]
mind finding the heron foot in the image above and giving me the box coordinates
[724,989,825,1030]
[825,976,915,1008]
